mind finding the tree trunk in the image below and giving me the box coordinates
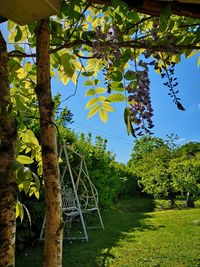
[168,190,176,209]
[0,31,18,267]
[35,19,63,267]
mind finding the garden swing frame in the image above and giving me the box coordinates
[39,142,104,242]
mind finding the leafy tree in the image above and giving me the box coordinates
[129,137,200,208]
[133,142,176,206]
[128,135,165,166]
[169,142,200,201]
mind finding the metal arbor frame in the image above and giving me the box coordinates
[39,142,104,241]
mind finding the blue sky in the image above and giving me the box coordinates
[52,55,200,163]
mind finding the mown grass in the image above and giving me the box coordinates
[16,197,200,267]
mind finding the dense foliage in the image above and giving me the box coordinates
[128,136,200,207]
[6,1,200,138]
[16,125,137,250]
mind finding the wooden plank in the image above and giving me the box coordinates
[0,0,61,25]
[89,0,200,18]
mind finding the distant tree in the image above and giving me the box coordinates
[174,142,200,158]
[129,137,200,208]
[135,144,177,207]
[54,94,74,127]
[128,135,165,167]
[169,142,200,207]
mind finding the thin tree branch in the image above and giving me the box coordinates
[8,39,200,58]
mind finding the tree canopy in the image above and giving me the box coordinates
[129,136,200,207]
[6,0,200,137]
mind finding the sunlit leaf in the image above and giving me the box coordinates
[16,201,24,223]
[34,191,40,200]
[23,180,31,195]
[85,98,98,109]
[102,102,114,112]
[85,88,95,96]
[17,68,27,79]
[17,155,34,164]
[110,82,124,92]
[107,93,124,102]
[98,96,106,102]
[61,73,70,85]
[87,104,101,118]
[84,80,93,86]
[99,109,108,123]
[95,87,107,94]
[186,50,198,59]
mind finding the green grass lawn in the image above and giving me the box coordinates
[16,198,200,267]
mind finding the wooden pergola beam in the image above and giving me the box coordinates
[90,0,200,18]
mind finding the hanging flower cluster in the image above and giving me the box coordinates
[126,60,154,136]
[89,21,184,137]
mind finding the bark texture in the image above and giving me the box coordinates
[35,19,63,267]
[0,31,17,267]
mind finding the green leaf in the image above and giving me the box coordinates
[34,191,40,199]
[95,87,107,94]
[8,20,16,31]
[16,201,24,223]
[17,155,34,164]
[110,71,123,81]
[82,71,94,77]
[99,109,108,123]
[98,96,106,103]
[110,82,124,92]
[16,201,31,226]
[85,88,95,96]
[11,161,23,172]
[87,104,101,118]
[15,25,22,42]
[124,70,136,80]
[22,203,32,226]
[124,107,136,137]
[94,79,100,86]
[107,93,124,102]
[37,163,43,176]
[23,180,31,195]
[84,80,93,86]
[85,98,98,109]
[33,173,40,191]
[124,107,130,134]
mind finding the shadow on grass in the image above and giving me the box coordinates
[62,197,161,267]
[16,197,161,267]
